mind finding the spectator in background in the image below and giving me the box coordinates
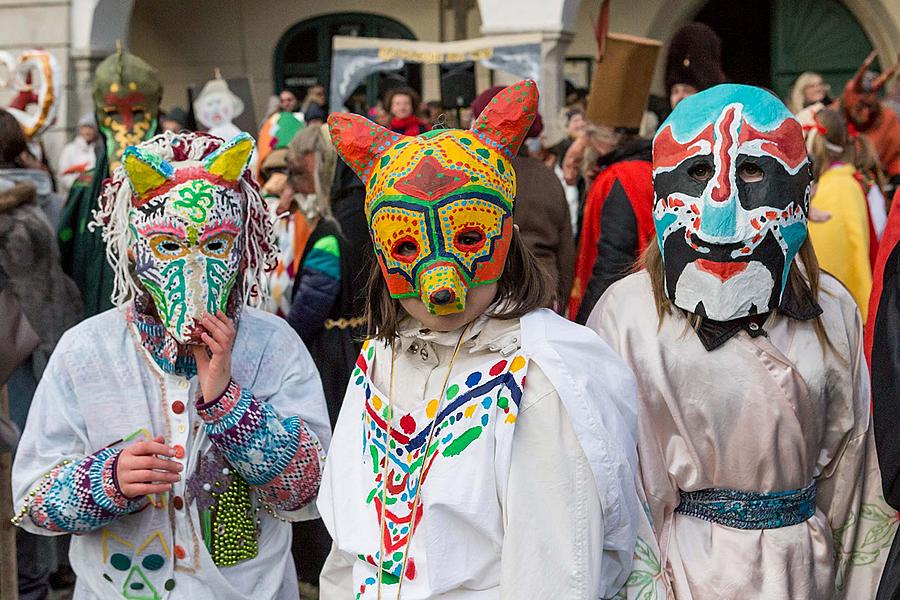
[280,88,301,113]
[56,112,97,197]
[276,124,362,598]
[806,108,873,320]
[664,22,727,109]
[788,72,832,114]
[301,84,327,114]
[303,103,327,128]
[160,107,187,133]
[385,86,429,135]
[0,106,82,600]
[424,99,443,126]
[472,86,575,313]
[367,100,391,127]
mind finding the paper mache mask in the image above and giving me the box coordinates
[328,80,538,315]
[652,84,811,321]
[94,50,162,169]
[193,76,244,132]
[0,49,60,140]
[120,133,255,343]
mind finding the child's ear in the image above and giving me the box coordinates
[470,80,539,158]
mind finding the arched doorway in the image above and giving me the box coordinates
[274,12,422,112]
[693,0,874,98]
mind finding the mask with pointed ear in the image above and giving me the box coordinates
[328,80,538,316]
[123,132,254,343]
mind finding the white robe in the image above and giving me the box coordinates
[12,307,332,600]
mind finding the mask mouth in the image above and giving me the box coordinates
[662,226,787,318]
[417,263,467,316]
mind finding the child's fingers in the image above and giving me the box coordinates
[125,483,173,497]
[216,311,236,336]
[127,456,183,472]
[191,345,211,369]
[202,315,233,348]
[129,440,175,457]
[120,469,181,484]
[200,332,224,355]
[202,313,229,338]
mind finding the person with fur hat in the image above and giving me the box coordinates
[664,22,727,109]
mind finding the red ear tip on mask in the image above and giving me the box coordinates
[470,79,539,158]
[328,112,402,183]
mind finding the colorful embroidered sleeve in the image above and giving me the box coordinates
[286,234,341,343]
[197,379,324,511]
[14,447,144,533]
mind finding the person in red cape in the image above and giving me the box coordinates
[869,191,900,600]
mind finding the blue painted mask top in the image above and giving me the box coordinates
[652,84,811,321]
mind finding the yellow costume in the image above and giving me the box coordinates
[808,163,872,320]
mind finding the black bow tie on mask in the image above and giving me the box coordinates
[694,277,823,351]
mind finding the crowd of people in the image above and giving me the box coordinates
[2,15,900,600]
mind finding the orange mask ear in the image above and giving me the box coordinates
[470,79,539,159]
[328,113,406,184]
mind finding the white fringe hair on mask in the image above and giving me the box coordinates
[90,130,278,309]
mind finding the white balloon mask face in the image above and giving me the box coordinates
[652,84,811,321]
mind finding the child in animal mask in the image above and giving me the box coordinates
[317,80,643,599]
[11,131,331,599]
[587,84,895,599]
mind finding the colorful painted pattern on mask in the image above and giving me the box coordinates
[123,134,254,343]
[93,50,162,169]
[652,84,810,321]
[350,341,527,596]
[329,80,538,315]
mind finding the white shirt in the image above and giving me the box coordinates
[13,307,331,600]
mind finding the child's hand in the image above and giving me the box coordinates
[191,311,236,402]
[116,436,182,499]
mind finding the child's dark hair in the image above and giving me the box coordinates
[365,227,553,342]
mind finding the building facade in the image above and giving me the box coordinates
[1,0,898,163]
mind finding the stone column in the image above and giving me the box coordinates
[539,30,573,143]
[68,50,105,125]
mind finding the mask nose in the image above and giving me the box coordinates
[418,263,467,316]
[430,289,455,306]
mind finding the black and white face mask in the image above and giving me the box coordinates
[652,84,811,321]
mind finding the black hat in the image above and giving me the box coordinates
[665,23,726,94]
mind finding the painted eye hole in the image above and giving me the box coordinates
[688,163,713,183]
[202,234,235,258]
[738,162,764,183]
[454,229,485,250]
[149,235,187,259]
[391,239,419,262]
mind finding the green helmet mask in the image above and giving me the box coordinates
[93,50,162,170]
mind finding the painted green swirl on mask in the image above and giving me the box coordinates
[173,180,216,224]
